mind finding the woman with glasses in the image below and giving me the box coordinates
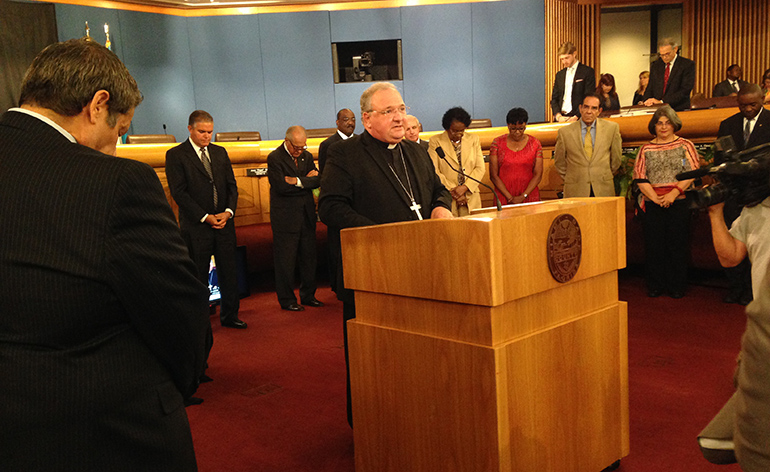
[489,107,543,205]
[427,107,486,216]
[633,105,700,298]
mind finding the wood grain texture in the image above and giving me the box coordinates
[346,196,628,471]
[342,198,625,307]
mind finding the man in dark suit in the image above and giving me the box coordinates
[319,82,453,426]
[404,114,429,151]
[714,84,770,305]
[268,126,323,311]
[643,38,696,111]
[0,39,208,470]
[550,41,596,122]
[166,111,246,330]
[318,109,356,295]
[713,64,749,97]
[318,108,356,173]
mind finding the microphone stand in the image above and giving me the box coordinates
[435,147,502,212]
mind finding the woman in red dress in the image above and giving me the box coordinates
[489,108,543,205]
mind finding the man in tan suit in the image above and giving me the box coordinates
[554,94,622,197]
[428,107,486,216]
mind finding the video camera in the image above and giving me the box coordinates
[676,136,770,209]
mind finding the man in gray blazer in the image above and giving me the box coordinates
[554,94,622,197]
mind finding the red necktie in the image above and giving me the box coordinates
[663,63,671,94]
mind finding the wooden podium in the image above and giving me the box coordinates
[342,198,629,472]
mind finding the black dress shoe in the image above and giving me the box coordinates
[221,319,247,329]
[723,292,741,304]
[301,298,324,308]
[647,289,663,298]
[670,291,686,299]
[200,374,213,383]
[184,396,204,406]
[282,303,305,311]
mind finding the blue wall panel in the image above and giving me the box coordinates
[258,12,336,139]
[471,0,545,125]
[330,8,401,42]
[400,4,474,133]
[117,11,195,140]
[187,15,268,139]
[52,2,547,140]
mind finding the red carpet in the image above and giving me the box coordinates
[187,271,748,471]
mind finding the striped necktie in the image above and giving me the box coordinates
[201,147,218,207]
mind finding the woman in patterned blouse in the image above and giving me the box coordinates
[633,105,700,298]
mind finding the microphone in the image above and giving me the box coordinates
[163,124,167,135]
[675,165,719,181]
[435,147,502,212]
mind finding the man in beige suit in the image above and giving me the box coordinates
[428,107,486,216]
[554,94,622,197]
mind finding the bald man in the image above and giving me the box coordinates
[267,126,323,311]
[404,115,429,151]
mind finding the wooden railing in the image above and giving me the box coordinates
[116,107,744,226]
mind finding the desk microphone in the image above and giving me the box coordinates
[435,147,502,212]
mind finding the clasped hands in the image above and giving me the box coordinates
[205,212,231,229]
[285,169,318,185]
[653,189,680,208]
[451,185,469,206]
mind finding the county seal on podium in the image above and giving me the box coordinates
[547,213,582,282]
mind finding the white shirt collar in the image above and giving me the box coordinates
[188,137,206,154]
[9,108,77,143]
[337,129,352,140]
[567,61,580,73]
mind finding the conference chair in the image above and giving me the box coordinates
[125,134,176,144]
[468,118,492,129]
[305,128,337,139]
[215,131,262,142]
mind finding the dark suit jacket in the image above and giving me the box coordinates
[717,108,770,154]
[267,144,320,233]
[318,131,452,300]
[716,108,770,223]
[318,132,352,173]
[417,138,429,151]
[550,62,596,117]
[0,111,209,470]
[713,79,750,97]
[643,55,696,111]
[165,139,239,238]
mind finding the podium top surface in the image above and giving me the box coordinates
[340,198,626,307]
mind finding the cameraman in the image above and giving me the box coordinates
[714,84,770,304]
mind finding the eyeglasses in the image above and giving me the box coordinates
[339,117,355,122]
[287,141,307,151]
[367,106,410,118]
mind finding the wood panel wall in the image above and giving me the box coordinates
[685,0,770,97]
[544,0,600,122]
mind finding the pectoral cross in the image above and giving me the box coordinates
[410,200,423,220]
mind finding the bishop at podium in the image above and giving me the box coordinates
[319,82,453,426]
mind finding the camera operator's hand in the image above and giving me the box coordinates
[707,201,725,215]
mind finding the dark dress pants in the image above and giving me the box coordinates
[642,199,691,294]
[186,222,240,325]
[273,220,317,307]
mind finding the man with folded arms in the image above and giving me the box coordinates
[268,126,323,312]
